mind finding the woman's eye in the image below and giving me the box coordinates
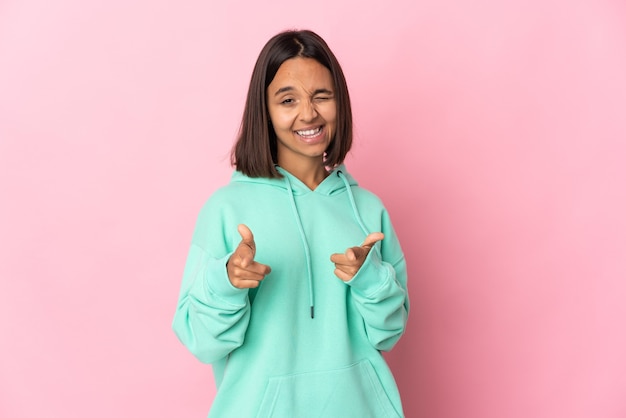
[280,98,295,105]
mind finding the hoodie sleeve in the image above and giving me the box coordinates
[345,209,409,352]
[172,195,250,364]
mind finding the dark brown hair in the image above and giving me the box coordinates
[231,29,353,178]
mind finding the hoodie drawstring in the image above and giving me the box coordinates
[336,170,370,236]
[283,169,369,320]
[283,175,316,318]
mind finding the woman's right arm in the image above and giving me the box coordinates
[172,245,251,364]
[172,197,251,364]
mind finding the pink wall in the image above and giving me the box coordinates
[1,1,625,417]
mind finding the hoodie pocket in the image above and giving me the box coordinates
[256,360,401,418]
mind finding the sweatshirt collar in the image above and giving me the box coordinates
[230,164,358,197]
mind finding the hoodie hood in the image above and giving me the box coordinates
[230,164,359,196]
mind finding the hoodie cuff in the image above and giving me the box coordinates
[201,252,249,306]
[345,247,393,298]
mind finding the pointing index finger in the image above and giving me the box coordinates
[361,232,384,249]
[237,224,255,248]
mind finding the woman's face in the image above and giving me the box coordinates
[266,57,337,167]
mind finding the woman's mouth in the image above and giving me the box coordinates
[295,126,324,142]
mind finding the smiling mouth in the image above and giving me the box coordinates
[295,126,323,139]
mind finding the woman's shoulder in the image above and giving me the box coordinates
[198,172,284,214]
[350,183,387,209]
[199,186,247,216]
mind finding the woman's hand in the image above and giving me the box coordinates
[227,224,272,288]
[330,233,384,282]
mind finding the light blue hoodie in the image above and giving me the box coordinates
[173,165,409,417]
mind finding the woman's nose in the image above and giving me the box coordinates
[299,100,318,122]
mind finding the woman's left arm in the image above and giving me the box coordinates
[331,210,409,351]
[347,251,408,351]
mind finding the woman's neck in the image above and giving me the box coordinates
[278,158,329,190]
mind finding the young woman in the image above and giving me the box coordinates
[173,29,409,418]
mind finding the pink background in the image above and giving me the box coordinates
[1,0,625,417]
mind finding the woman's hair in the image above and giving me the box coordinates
[231,29,353,178]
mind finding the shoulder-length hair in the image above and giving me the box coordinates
[231,29,353,178]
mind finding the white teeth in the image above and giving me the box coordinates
[296,127,322,137]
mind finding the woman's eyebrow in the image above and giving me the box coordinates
[274,86,294,96]
[312,88,333,95]
[273,86,334,96]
